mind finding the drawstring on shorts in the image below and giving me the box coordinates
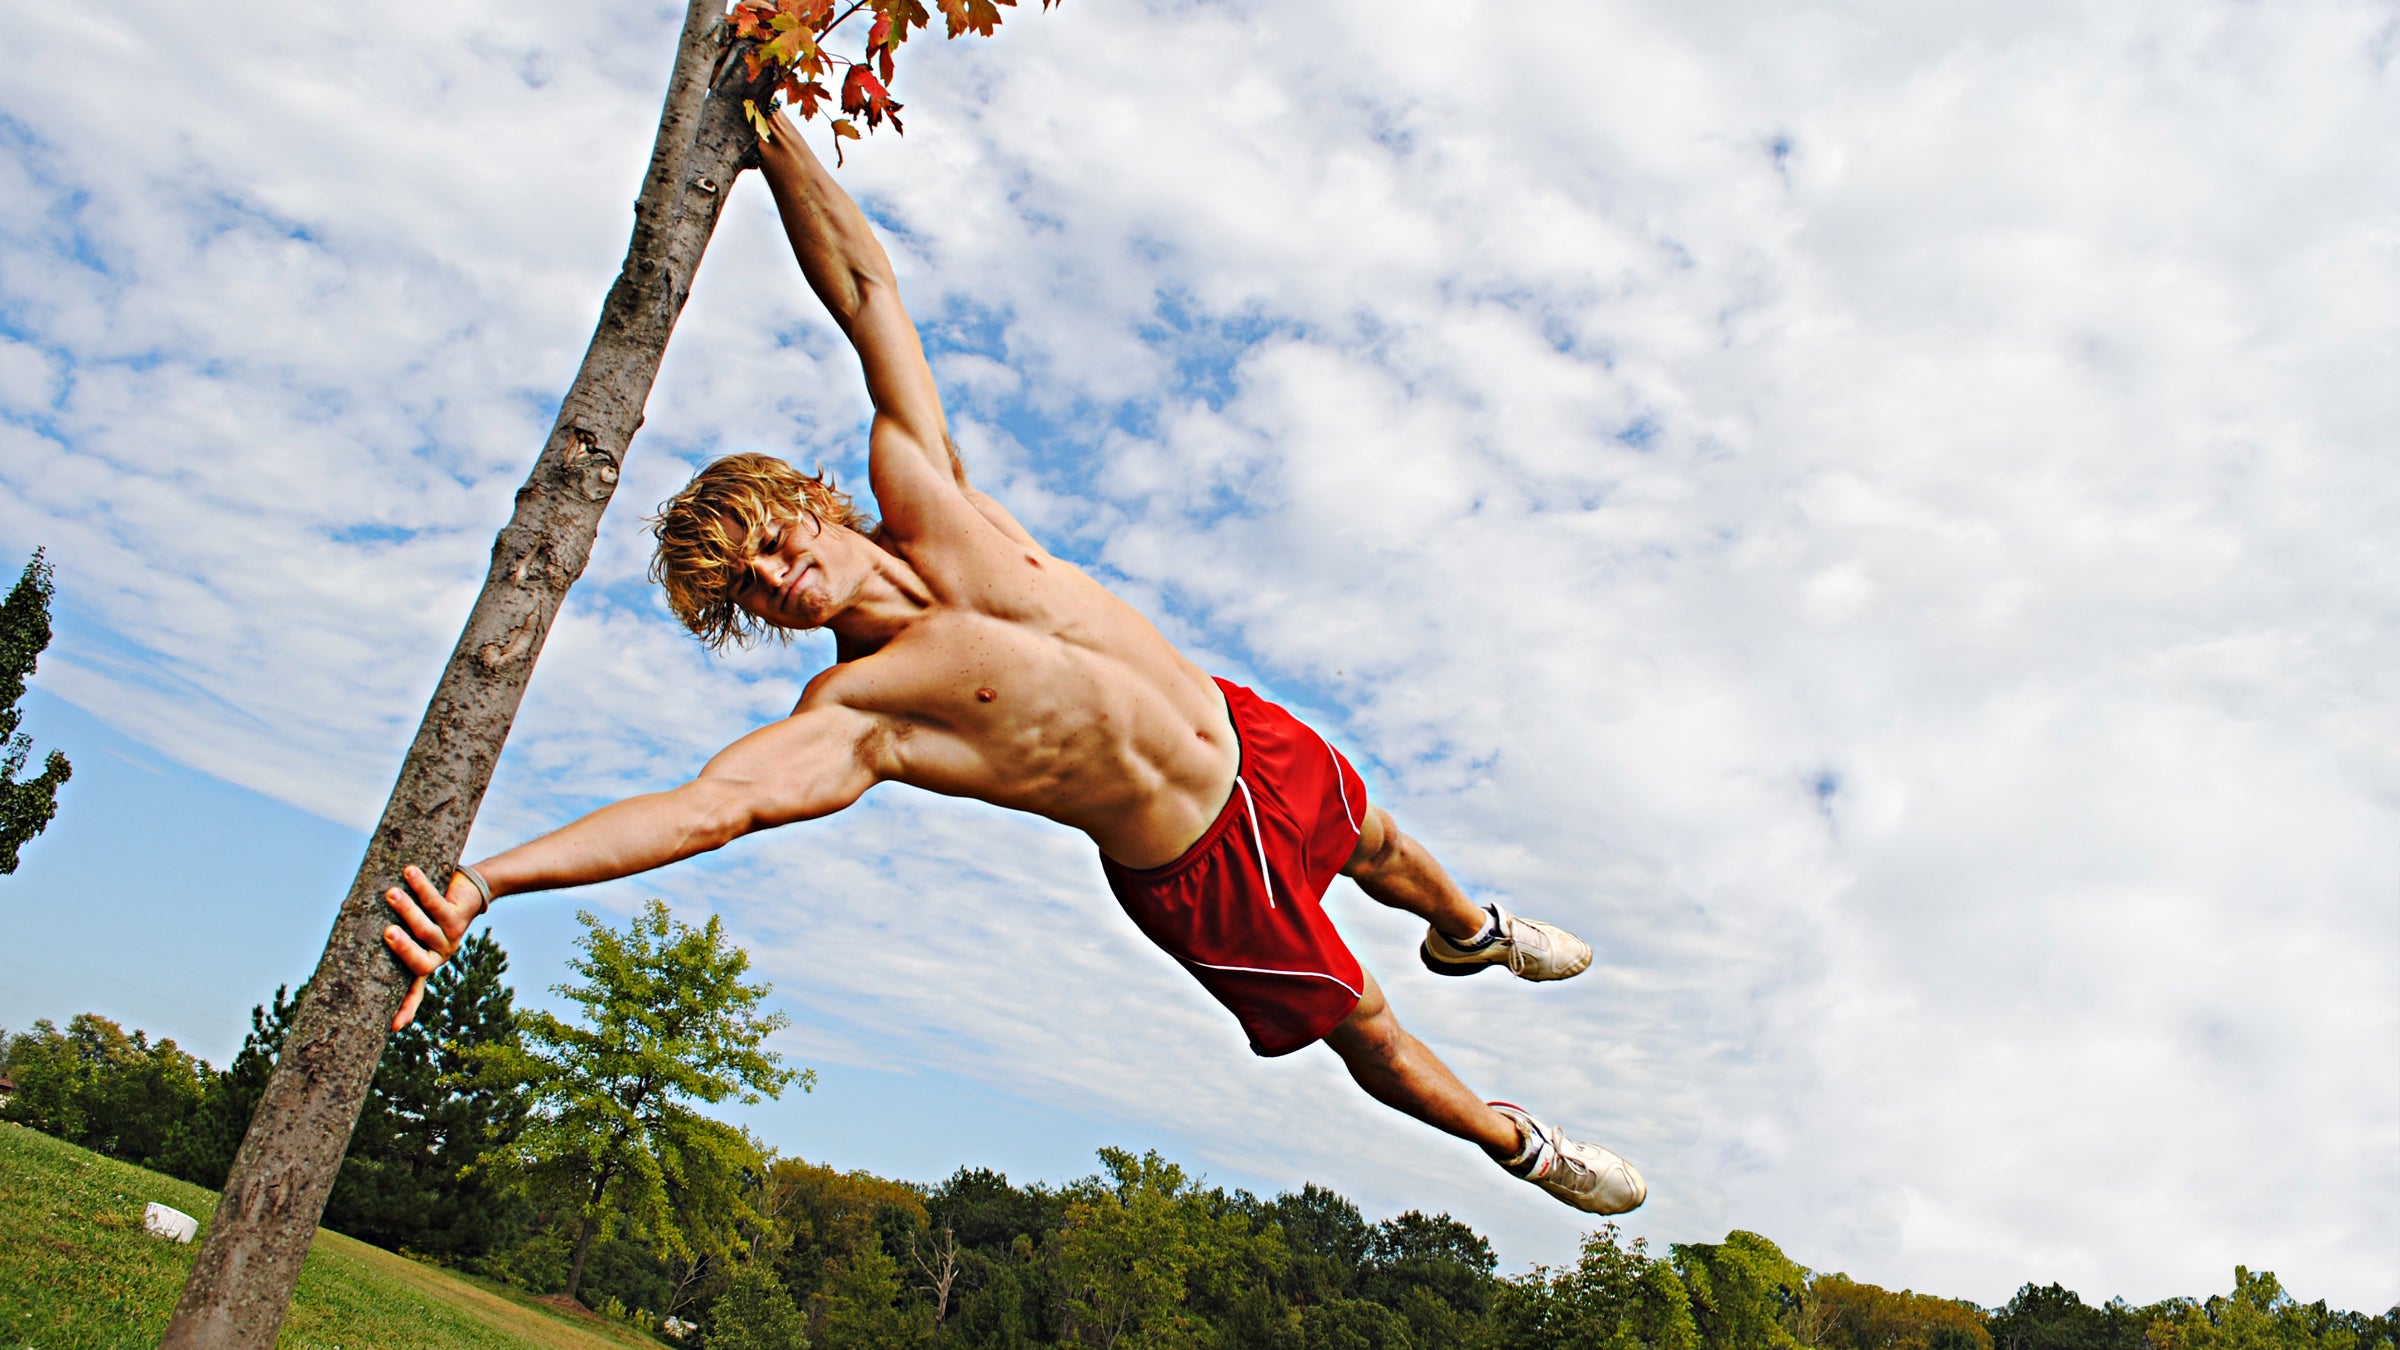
[1235,776,1276,908]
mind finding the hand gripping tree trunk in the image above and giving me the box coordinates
[162,5,764,1344]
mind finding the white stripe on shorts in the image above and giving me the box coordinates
[1180,956,1363,1001]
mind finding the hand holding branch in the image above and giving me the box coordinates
[382,865,486,1030]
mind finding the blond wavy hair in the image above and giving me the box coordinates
[647,453,877,650]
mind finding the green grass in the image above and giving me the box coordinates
[0,1122,663,1350]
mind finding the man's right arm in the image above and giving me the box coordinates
[381,700,885,1025]
[477,700,885,896]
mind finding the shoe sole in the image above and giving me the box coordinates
[1420,940,1496,976]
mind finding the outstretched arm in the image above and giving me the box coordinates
[380,699,885,1027]
[756,109,967,538]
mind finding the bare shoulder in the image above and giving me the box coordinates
[887,505,1074,620]
[804,623,963,710]
[965,487,1041,551]
[795,654,882,715]
[760,658,907,776]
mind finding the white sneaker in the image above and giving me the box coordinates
[1488,1102,1647,1215]
[1420,903,1593,981]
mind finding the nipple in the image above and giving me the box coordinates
[976,687,996,703]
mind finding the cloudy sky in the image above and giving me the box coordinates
[3,0,2395,1313]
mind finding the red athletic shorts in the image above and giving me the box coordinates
[1101,678,1370,1057]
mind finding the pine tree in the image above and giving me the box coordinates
[155,946,533,1255]
[0,549,71,875]
[162,985,306,1188]
[326,932,530,1258]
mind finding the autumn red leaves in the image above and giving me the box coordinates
[730,0,1059,161]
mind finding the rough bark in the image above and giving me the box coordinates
[162,4,763,1344]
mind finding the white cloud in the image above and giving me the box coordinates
[3,0,2395,1311]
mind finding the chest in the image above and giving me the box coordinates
[846,601,1132,735]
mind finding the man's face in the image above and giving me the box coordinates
[731,511,853,631]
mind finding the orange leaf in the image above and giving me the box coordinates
[841,64,890,117]
[881,0,933,36]
[973,0,1011,38]
[786,78,830,119]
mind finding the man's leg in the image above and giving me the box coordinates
[1341,805,1490,940]
[1342,804,1592,980]
[1320,971,1648,1215]
[1321,970,1520,1153]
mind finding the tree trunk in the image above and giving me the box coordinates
[161,5,763,1344]
[564,1206,606,1305]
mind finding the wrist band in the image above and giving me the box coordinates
[454,863,495,916]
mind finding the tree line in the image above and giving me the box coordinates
[6,901,2394,1349]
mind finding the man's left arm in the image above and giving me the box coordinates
[754,110,969,543]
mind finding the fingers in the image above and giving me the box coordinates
[382,914,446,977]
[383,863,476,1027]
[392,974,427,1032]
[406,863,453,920]
[382,922,438,1030]
[386,869,452,954]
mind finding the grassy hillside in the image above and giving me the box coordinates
[0,1122,661,1350]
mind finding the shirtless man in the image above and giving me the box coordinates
[380,110,1645,1216]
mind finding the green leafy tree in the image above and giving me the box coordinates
[1260,1183,1371,1306]
[325,931,531,1258]
[1673,1230,1810,1350]
[0,1017,93,1140]
[0,1014,208,1168]
[1360,1209,1496,1319]
[713,1259,810,1349]
[1493,1223,1698,1350]
[1990,1284,2151,1350]
[811,1220,935,1349]
[2143,1268,2387,1350]
[934,1166,1070,1254]
[1300,1297,1416,1350]
[73,1017,209,1166]
[928,1166,1070,1348]
[1054,1147,1288,1350]
[1806,1271,1990,1350]
[0,549,71,876]
[752,1157,938,1344]
[475,900,803,1303]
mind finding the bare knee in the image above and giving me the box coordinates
[1324,993,1407,1071]
[1342,805,1404,880]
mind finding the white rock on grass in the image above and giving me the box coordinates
[142,1203,197,1243]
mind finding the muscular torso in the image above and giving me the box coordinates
[808,525,1240,870]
